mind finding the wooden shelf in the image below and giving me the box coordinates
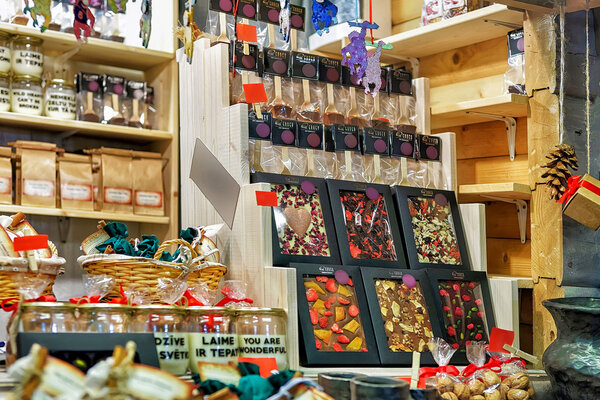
[431,94,529,129]
[0,204,169,224]
[458,182,532,203]
[309,5,523,61]
[0,22,173,70]
[495,0,600,13]
[0,112,172,142]
[489,274,534,289]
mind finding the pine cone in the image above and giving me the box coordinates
[540,144,578,200]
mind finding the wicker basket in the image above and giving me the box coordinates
[0,242,65,301]
[78,239,227,303]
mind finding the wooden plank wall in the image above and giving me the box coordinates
[391,0,422,34]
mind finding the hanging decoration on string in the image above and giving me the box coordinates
[139,0,152,48]
[279,0,291,42]
[341,21,368,81]
[108,0,127,13]
[176,0,200,63]
[362,40,385,97]
[541,144,578,201]
[73,0,96,42]
[23,0,52,32]
[312,0,338,36]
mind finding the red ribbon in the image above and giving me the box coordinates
[558,175,600,204]
[69,295,101,304]
[180,289,207,306]
[108,283,131,305]
[418,364,460,380]
[214,286,254,307]
[0,295,56,314]
[461,358,503,378]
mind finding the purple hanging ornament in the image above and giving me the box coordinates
[279,0,291,42]
[362,40,385,97]
[312,0,338,36]
[341,21,368,81]
[73,0,95,42]
[140,0,152,48]
[23,0,52,32]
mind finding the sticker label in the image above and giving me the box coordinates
[23,179,54,198]
[238,334,288,369]
[188,333,239,370]
[61,183,92,201]
[0,177,11,195]
[38,357,86,397]
[126,364,194,400]
[104,187,132,204]
[363,128,390,155]
[135,190,163,207]
[0,46,10,69]
[154,333,189,376]
[11,89,42,113]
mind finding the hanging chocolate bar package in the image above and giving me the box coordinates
[142,86,156,130]
[342,66,371,129]
[293,263,380,366]
[230,41,264,108]
[125,80,146,128]
[505,29,526,95]
[369,68,391,130]
[394,187,470,270]
[76,72,103,123]
[386,127,416,186]
[297,121,325,177]
[327,124,364,182]
[361,127,391,184]
[251,173,340,265]
[102,74,128,125]
[320,56,348,126]
[419,134,448,190]
[261,118,303,175]
[263,49,295,119]
[291,52,323,123]
[327,180,407,268]
[248,110,273,173]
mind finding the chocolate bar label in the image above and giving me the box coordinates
[291,52,319,80]
[271,118,297,146]
[363,128,390,155]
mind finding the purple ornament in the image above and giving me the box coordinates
[362,41,385,97]
[402,274,416,288]
[341,21,369,81]
[335,270,349,285]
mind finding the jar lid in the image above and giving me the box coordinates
[14,74,42,83]
[0,71,8,79]
[133,305,187,312]
[186,306,235,314]
[76,303,134,310]
[13,35,43,45]
[0,31,10,40]
[50,78,75,88]
[21,302,72,309]
[236,307,286,315]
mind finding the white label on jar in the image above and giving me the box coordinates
[0,46,10,73]
[12,50,43,77]
[23,179,54,197]
[104,187,132,204]
[0,87,9,112]
[238,334,288,369]
[45,92,76,119]
[11,89,42,115]
[135,190,163,207]
[154,333,189,376]
[0,177,11,195]
[188,333,239,372]
[61,183,92,201]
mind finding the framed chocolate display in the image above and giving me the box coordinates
[393,187,470,270]
[292,263,380,366]
[360,268,441,365]
[327,180,406,268]
[425,269,496,364]
[251,173,340,266]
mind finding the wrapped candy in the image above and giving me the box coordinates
[419,338,460,395]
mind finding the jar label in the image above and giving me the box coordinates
[11,89,42,114]
[13,50,43,74]
[135,190,163,207]
[188,333,239,371]
[125,365,193,399]
[61,183,92,201]
[45,92,76,118]
[0,177,10,195]
[0,87,9,109]
[238,334,288,369]
[23,179,54,198]
[154,333,189,376]
[104,187,132,205]
[0,46,10,70]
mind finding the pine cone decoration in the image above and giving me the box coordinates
[541,144,579,200]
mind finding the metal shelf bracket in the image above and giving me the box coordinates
[466,112,517,161]
[483,195,528,244]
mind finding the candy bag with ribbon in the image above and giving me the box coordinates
[12,273,52,301]
[215,280,254,307]
[459,341,502,399]
[70,274,116,304]
[156,276,188,305]
[490,351,534,399]
[420,337,459,393]
[186,281,218,306]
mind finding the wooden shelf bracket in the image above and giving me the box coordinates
[466,112,517,161]
[484,195,528,244]
[484,19,522,30]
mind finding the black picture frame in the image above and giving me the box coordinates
[251,173,340,266]
[292,263,380,366]
[393,186,471,270]
[360,267,443,366]
[326,179,407,268]
[425,269,496,364]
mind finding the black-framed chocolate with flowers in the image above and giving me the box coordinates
[292,263,380,366]
[327,180,407,268]
[393,187,470,270]
[251,173,340,266]
[360,267,442,366]
[425,269,496,364]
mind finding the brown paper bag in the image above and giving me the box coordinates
[0,147,13,205]
[100,148,133,214]
[133,151,164,216]
[12,141,59,208]
[59,153,93,211]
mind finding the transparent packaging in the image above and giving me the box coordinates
[381,156,401,186]
[156,277,188,305]
[11,75,42,116]
[237,308,288,370]
[0,32,11,73]
[346,88,371,128]
[0,72,9,112]
[425,338,460,396]
[505,53,526,94]
[12,273,51,300]
[335,151,366,182]
[75,304,132,333]
[188,281,218,306]
[83,274,115,300]
[141,86,156,130]
[294,79,323,123]
[265,76,295,119]
[397,95,417,129]
[462,341,503,399]
[77,75,103,123]
[103,90,128,125]
[11,35,43,78]
[311,149,337,179]
[407,159,428,188]
[20,303,75,333]
[187,307,238,372]
[322,83,348,126]
[231,70,263,108]
[44,78,76,120]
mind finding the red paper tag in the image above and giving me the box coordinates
[236,23,258,42]
[243,83,268,104]
[13,235,48,251]
[237,357,278,378]
[489,327,515,353]
[256,190,277,207]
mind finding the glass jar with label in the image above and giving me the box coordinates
[236,308,288,370]
[20,302,75,333]
[0,72,9,112]
[0,32,11,73]
[45,78,76,119]
[75,304,132,333]
[131,306,189,376]
[11,36,43,77]
[187,307,238,373]
[11,75,42,115]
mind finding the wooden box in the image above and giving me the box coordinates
[563,174,600,230]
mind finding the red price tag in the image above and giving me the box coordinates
[489,327,515,353]
[255,191,277,207]
[243,83,268,104]
[236,23,258,42]
[13,235,48,252]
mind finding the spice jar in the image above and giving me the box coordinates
[45,78,76,119]
[11,75,42,115]
[0,31,11,73]
[236,308,288,369]
[187,307,238,373]
[76,304,132,333]
[0,72,9,112]
[20,302,75,333]
[11,36,43,78]
[131,306,189,376]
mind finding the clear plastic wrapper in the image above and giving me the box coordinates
[407,159,429,188]
[323,83,348,126]
[346,88,371,128]
[421,0,443,26]
[311,149,337,179]
[398,95,417,128]
[335,151,366,182]
[188,281,218,306]
[425,338,460,396]
[12,273,51,300]
[294,79,324,123]
[429,161,449,190]
[443,0,468,20]
[83,274,115,300]
[125,80,145,128]
[102,75,128,125]
[141,86,156,130]
[381,156,401,186]
[265,76,295,119]
[505,29,526,95]
[459,342,500,400]
[379,93,397,127]
[156,277,188,305]
[369,95,391,130]
[76,72,103,123]
[231,70,263,108]
[216,279,252,307]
